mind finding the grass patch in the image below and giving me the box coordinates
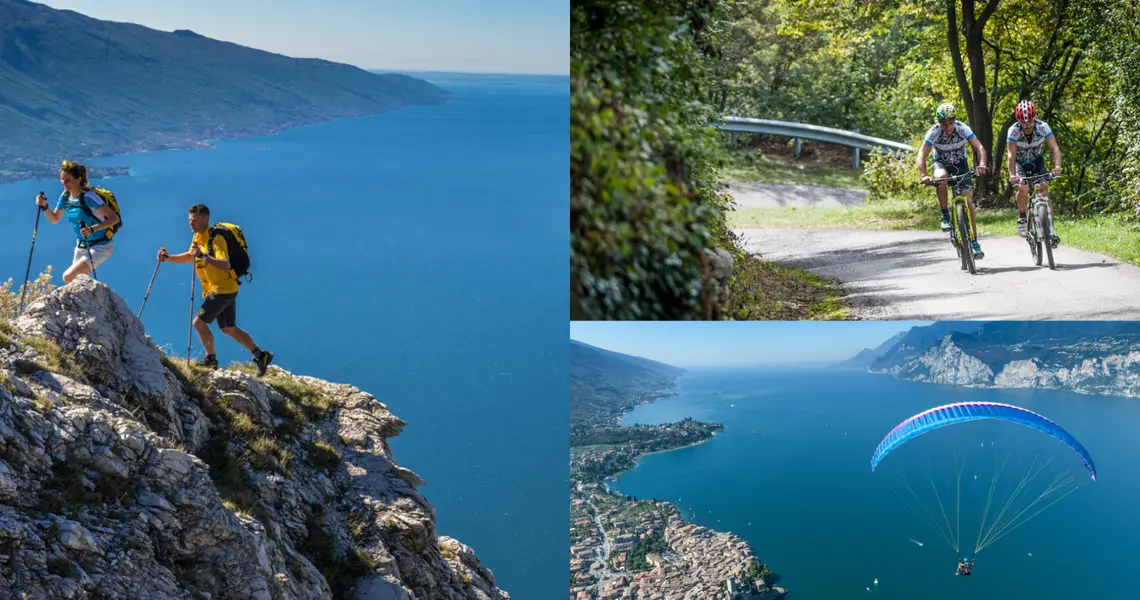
[726,253,848,320]
[720,146,865,190]
[161,356,212,402]
[309,439,341,472]
[0,371,15,394]
[18,336,83,380]
[249,435,292,473]
[730,201,1140,264]
[210,397,292,477]
[198,434,257,512]
[33,394,54,414]
[38,460,136,513]
[299,507,376,597]
[263,376,336,422]
[346,511,370,539]
[0,322,12,348]
[46,556,78,578]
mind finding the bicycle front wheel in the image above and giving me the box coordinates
[956,203,975,274]
[1028,210,1042,266]
[1038,202,1055,270]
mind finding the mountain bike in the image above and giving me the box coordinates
[1016,173,1061,270]
[924,171,979,275]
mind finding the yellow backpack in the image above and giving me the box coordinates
[79,187,123,239]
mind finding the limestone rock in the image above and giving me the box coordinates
[0,278,509,600]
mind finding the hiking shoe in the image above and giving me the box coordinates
[199,355,218,369]
[253,350,274,377]
[940,215,952,231]
[1017,218,1028,238]
[971,241,984,259]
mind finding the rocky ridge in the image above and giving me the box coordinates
[869,333,1140,398]
[0,278,508,600]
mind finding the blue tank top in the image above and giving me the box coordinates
[55,191,109,244]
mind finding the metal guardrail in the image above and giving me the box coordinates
[714,116,916,168]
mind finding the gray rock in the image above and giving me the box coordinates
[0,279,509,600]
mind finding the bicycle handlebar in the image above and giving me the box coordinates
[921,171,978,186]
[1013,173,1060,185]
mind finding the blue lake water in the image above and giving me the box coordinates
[0,74,568,598]
[616,368,1136,600]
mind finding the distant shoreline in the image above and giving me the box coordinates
[0,101,451,186]
[605,432,720,485]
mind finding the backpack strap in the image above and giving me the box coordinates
[76,188,96,221]
[206,226,217,257]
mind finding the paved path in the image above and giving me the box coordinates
[736,227,1140,320]
[727,181,867,208]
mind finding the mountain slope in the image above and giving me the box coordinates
[570,340,684,425]
[0,0,448,181]
[0,278,507,599]
[867,322,1140,398]
[869,322,983,370]
[840,330,907,369]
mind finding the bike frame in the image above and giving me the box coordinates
[1018,172,1059,269]
[927,171,978,274]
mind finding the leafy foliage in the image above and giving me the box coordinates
[571,0,738,320]
[0,267,56,323]
[569,339,683,425]
[624,532,671,572]
[717,0,1140,215]
[861,149,927,204]
[569,419,724,484]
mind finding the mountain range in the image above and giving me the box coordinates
[0,0,448,182]
[569,340,684,426]
[845,322,1140,397]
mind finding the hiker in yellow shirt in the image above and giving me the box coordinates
[158,203,273,375]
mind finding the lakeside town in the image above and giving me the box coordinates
[570,424,787,600]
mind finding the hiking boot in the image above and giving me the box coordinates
[971,241,984,259]
[1017,217,1028,238]
[253,350,274,377]
[199,355,218,369]
[940,214,952,232]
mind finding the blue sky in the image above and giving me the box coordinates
[38,0,568,75]
[570,322,926,368]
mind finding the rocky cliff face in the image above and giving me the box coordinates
[0,278,508,600]
[870,331,1140,398]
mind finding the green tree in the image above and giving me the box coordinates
[571,0,737,320]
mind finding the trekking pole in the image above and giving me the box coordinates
[19,193,45,313]
[82,234,97,281]
[137,248,164,319]
[187,267,195,369]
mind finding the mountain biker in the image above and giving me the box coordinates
[918,103,988,259]
[1006,100,1062,246]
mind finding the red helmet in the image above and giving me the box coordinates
[1014,100,1036,124]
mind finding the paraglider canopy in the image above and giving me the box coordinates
[870,402,1096,480]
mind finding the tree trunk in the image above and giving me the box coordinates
[946,0,1003,205]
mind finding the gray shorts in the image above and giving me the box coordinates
[72,241,113,268]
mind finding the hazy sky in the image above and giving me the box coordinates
[569,322,924,368]
[37,0,568,75]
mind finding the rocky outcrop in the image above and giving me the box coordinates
[872,337,994,387]
[703,248,735,315]
[871,329,1140,399]
[0,278,508,600]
